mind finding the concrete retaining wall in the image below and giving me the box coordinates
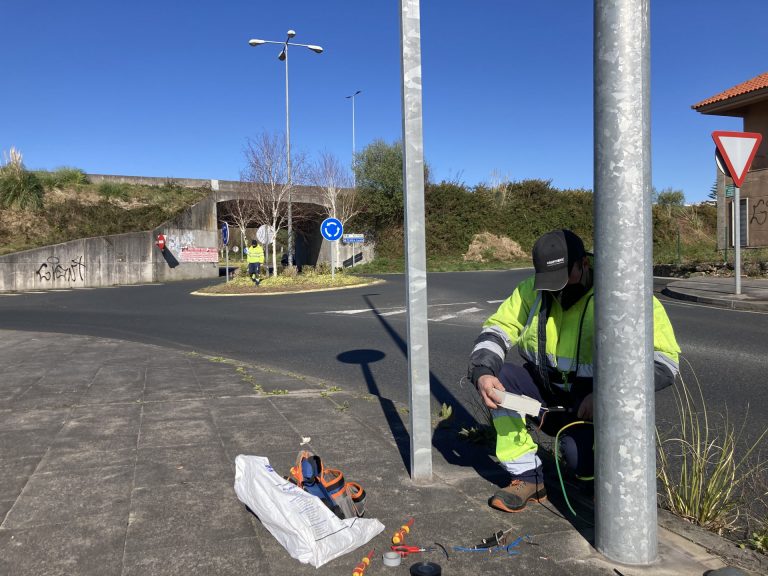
[0,196,218,292]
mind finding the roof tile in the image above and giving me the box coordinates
[692,71,768,109]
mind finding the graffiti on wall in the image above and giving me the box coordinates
[165,231,217,262]
[165,232,195,256]
[179,247,218,262]
[35,256,86,283]
[750,199,767,226]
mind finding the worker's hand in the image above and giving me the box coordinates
[477,374,505,410]
[577,393,594,420]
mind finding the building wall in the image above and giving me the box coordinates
[722,167,768,249]
[744,106,768,170]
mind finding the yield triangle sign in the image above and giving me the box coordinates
[712,130,762,187]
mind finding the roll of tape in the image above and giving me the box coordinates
[382,551,401,567]
[409,561,442,576]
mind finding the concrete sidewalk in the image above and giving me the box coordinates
[664,276,768,311]
[0,330,763,575]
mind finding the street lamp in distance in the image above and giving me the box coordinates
[248,30,323,267]
[346,90,362,184]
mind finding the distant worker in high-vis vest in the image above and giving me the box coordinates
[467,229,680,513]
[246,239,265,285]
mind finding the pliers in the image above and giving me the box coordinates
[390,545,437,557]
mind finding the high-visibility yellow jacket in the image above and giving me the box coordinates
[246,245,264,264]
[469,276,680,388]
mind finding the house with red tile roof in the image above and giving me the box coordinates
[693,72,768,249]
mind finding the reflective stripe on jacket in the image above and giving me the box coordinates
[470,275,680,383]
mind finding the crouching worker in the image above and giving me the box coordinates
[467,229,680,513]
[246,239,265,285]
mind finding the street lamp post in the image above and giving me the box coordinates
[345,90,361,183]
[248,31,323,267]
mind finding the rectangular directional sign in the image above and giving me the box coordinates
[342,233,365,244]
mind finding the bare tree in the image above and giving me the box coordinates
[311,151,359,267]
[242,132,307,276]
[218,192,261,259]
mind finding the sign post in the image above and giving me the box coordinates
[343,233,365,267]
[712,131,763,295]
[221,222,230,282]
[321,217,343,279]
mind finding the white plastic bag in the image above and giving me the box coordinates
[234,454,384,568]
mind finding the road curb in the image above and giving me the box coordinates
[657,509,766,575]
[190,278,385,297]
[662,287,768,311]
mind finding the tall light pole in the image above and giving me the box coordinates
[345,90,361,183]
[248,30,323,267]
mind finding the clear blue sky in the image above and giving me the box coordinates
[2,1,767,203]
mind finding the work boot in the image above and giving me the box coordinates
[489,479,547,513]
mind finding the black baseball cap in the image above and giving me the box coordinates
[532,229,590,291]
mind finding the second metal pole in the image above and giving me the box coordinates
[594,0,657,565]
[735,186,741,294]
[400,0,431,483]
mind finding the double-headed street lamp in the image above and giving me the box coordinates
[345,90,361,183]
[248,30,323,267]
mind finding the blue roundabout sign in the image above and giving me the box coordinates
[320,217,343,241]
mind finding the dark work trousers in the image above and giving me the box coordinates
[497,363,595,479]
[247,262,261,281]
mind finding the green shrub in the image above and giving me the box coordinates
[97,181,131,200]
[0,149,44,210]
[35,167,89,189]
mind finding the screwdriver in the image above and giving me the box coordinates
[352,548,375,576]
[392,517,414,545]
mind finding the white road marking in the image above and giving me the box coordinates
[378,308,406,317]
[487,299,506,304]
[333,309,371,315]
[432,307,485,322]
[320,302,488,323]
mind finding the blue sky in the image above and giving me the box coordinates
[2,1,767,203]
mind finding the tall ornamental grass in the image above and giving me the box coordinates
[657,364,768,533]
[0,148,44,210]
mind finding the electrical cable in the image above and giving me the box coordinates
[554,420,594,523]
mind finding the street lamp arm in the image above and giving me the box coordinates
[248,39,284,47]
[285,41,323,53]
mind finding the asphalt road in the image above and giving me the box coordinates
[1,271,766,444]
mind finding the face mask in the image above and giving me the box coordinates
[552,262,592,310]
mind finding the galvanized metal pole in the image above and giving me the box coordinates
[594,0,657,565]
[734,187,742,294]
[399,0,432,483]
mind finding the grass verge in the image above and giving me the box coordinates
[197,268,379,295]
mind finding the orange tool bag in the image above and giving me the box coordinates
[288,450,367,519]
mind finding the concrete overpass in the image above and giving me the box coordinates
[0,174,369,292]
